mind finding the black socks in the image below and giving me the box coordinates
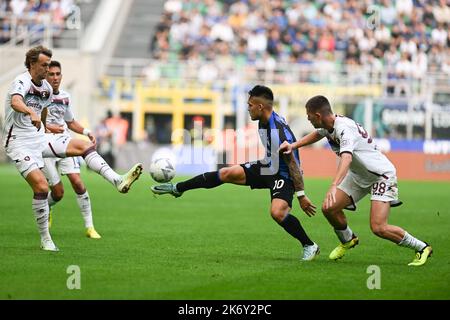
[176,171,224,193]
[279,214,314,247]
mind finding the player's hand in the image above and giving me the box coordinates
[298,195,317,217]
[324,184,337,210]
[30,111,41,130]
[278,141,292,155]
[87,133,96,145]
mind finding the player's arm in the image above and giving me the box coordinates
[279,131,324,154]
[45,123,65,133]
[324,152,353,210]
[11,95,41,130]
[282,152,316,217]
[40,107,49,132]
[67,120,96,144]
[42,108,65,133]
[296,131,324,148]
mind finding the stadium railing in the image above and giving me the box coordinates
[97,58,449,141]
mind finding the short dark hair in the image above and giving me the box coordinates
[248,85,274,102]
[25,45,52,69]
[49,60,61,70]
[305,95,333,114]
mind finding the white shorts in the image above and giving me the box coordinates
[5,141,45,178]
[338,171,399,210]
[5,133,73,179]
[42,156,81,186]
[42,134,72,158]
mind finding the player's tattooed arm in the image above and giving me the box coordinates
[283,152,304,191]
[283,153,316,217]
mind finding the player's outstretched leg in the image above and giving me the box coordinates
[80,146,142,193]
[116,163,144,193]
[60,139,143,193]
[151,171,226,197]
[151,182,183,197]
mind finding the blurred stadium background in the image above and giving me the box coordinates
[1,0,449,180]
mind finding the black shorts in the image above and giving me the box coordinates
[240,162,294,208]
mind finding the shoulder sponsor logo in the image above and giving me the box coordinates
[341,139,349,147]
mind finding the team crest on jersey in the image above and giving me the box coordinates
[41,90,49,99]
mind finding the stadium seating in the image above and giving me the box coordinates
[147,0,449,87]
[0,0,100,48]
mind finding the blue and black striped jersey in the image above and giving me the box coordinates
[258,111,300,179]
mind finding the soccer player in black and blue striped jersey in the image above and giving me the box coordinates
[152,85,319,261]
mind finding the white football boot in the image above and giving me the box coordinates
[40,238,59,252]
[302,243,320,261]
[116,163,143,193]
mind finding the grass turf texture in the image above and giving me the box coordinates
[0,164,449,299]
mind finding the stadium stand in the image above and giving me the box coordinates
[146,0,449,92]
[0,0,100,48]
[106,0,166,77]
[113,0,166,59]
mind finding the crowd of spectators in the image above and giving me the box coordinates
[0,0,80,44]
[148,0,450,91]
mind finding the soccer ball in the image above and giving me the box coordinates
[149,158,176,183]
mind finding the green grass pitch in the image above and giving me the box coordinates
[0,164,449,299]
